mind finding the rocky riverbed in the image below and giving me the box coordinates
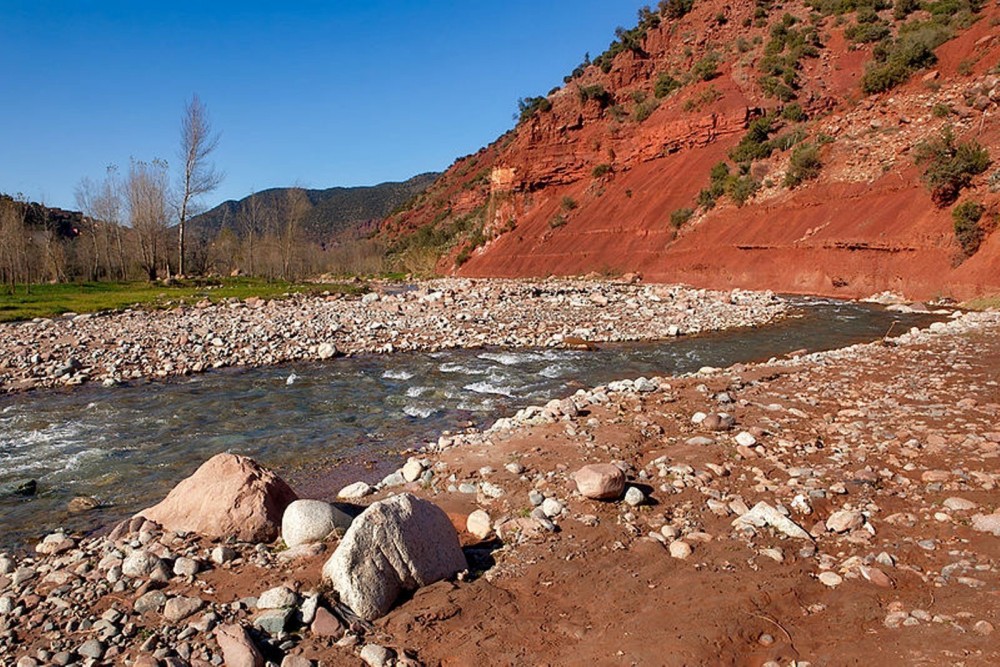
[1,307,999,666]
[0,279,784,394]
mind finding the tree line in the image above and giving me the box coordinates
[1,96,390,293]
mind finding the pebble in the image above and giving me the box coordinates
[624,487,645,506]
[818,572,843,587]
[668,541,693,559]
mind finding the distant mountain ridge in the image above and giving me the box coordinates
[191,172,439,242]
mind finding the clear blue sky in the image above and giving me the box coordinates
[1,1,640,211]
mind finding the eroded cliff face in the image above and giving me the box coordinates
[382,0,1000,300]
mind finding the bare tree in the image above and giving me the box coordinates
[76,166,127,280]
[127,158,171,281]
[237,189,263,276]
[279,187,310,280]
[177,94,222,277]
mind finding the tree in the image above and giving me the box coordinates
[76,166,127,280]
[127,158,171,281]
[0,195,31,293]
[237,189,263,276]
[177,94,222,277]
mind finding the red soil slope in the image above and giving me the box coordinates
[383,0,1000,300]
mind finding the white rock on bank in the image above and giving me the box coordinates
[281,499,350,548]
[321,493,467,620]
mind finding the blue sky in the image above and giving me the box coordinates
[1,1,640,210]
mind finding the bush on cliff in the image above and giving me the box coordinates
[952,200,986,257]
[914,127,992,206]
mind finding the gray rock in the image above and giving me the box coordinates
[253,607,292,636]
[173,556,200,577]
[281,499,351,548]
[322,493,467,620]
[134,590,167,614]
[0,479,36,497]
[78,639,105,659]
[122,550,161,579]
[624,487,646,506]
[972,512,1000,536]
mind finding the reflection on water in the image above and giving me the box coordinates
[0,299,939,551]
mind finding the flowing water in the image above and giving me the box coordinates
[0,299,939,552]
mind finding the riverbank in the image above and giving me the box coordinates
[1,308,998,666]
[0,278,785,395]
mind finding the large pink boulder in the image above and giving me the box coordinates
[573,464,626,500]
[139,453,297,543]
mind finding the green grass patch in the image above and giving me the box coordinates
[960,294,1000,311]
[0,278,364,323]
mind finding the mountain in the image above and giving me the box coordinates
[381,0,1000,300]
[191,172,439,243]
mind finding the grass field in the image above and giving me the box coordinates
[961,294,1000,312]
[0,278,365,322]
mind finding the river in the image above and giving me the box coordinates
[0,298,939,552]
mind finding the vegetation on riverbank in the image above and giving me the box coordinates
[0,278,364,322]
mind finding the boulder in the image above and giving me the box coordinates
[572,464,625,500]
[281,499,352,548]
[138,453,297,543]
[0,479,37,498]
[321,493,466,620]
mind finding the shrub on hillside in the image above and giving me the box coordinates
[654,72,682,98]
[952,200,986,256]
[592,163,613,178]
[670,207,694,228]
[914,127,992,206]
[784,143,823,188]
[690,53,721,81]
[517,96,552,123]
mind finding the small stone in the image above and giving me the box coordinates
[818,572,842,587]
[338,481,373,499]
[67,496,100,513]
[122,550,161,579]
[826,510,863,533]
[360,643,395,667]
[134,590,167,614]
[528,490,544,506]
[401,459,424,483]
[173,557,200,577]
[257,586,299,610]
[466,510,492,540]
[734,431,757,447]
[163,596,204,622]
[78,639,105,660]
[541,498,564,518]
[212,546,237,564]
[943,497,977,511]
[317,343,337,360]
[572,464,625,500]
[311,606,345,638]
[254,607,293,635]
[669,540,692,559]
[623,487,645,507]
[215,623,264,667]
[974,620,994,636]
[281,656,314,667]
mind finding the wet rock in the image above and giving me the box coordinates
[67,496,99,513]
[322,493,467,620]
[138,453,297,543]
[215,623,264,667]
[572,464,625,500]
[0,479,37,497]
[281,499,351,548]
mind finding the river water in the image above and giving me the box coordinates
[0,299,938,552]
